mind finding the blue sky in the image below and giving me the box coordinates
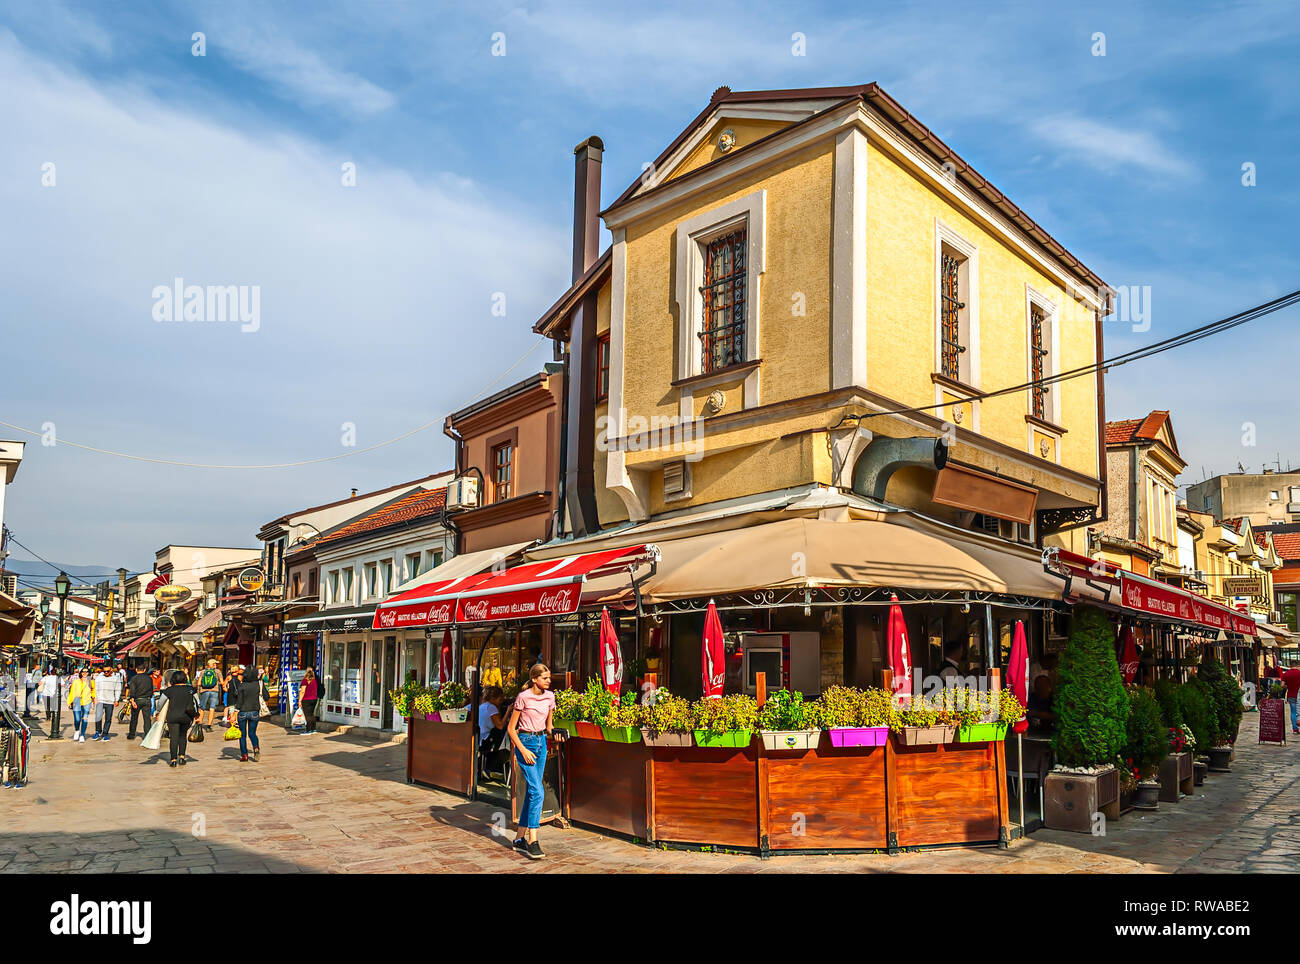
[1,0,1297,572]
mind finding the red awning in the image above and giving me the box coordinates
[63,650,105,664]
[1044,548,1258,637]
[372,544,659,630]
[117,629,157,655]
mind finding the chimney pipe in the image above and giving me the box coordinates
[564,135,604,537]
[350,488,357,498]
[572,136,603,282]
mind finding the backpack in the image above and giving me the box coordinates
[200,668,218,688]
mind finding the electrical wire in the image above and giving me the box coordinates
[0,337,551,469]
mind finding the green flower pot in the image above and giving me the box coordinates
[553,718,579,738]
[692,729,753,748]
[956,721,1009,743]
[599,725,642,744]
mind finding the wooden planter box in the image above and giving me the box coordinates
[1043,769,1120,834]
[1158,751,1194,802]
[897,725,956,746]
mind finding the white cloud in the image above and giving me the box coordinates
[1032,113,1196,179]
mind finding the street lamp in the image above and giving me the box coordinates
[49,571,71,741]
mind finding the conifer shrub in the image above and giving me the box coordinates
[1051,605,1128,768]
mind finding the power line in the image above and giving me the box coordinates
[0,337,551,469]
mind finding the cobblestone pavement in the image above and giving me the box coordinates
[1,712,1292,873]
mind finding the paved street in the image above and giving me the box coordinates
[1,713,1293,873]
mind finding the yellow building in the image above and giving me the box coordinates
[1179,509,1280,622]
[538,84,1108,546]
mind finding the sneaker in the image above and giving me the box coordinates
[526,840,544,860]
[90,734,101,741]
[252,747,260,762]
[512,837,529,854]
[240,755,248,762]
[178,757,186,766]
[168,759,177,768]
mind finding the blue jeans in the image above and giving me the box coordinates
[238,712,260,756]
[1289,697,1298,731]
[71,704,89,737]
[514,732,547,829]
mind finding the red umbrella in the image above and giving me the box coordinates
[1118,624,1139,685]
[885,594,912,701]
[438,628,453,686]
[702,601,725,699]
[1008,620,1029,735]
[599,607,622,697]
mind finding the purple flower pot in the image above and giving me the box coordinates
[827,726,890,748]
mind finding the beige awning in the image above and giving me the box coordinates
[0,589,36,647]
[580,514,1068,608]
[386,541,534,595]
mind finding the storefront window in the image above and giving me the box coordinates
[402,634,427,686]
[552,624,580,681]
[327,640,343,700]
[344,638,363,703]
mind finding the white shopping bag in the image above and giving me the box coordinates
[291,706,306,728]
[141,695,167,750]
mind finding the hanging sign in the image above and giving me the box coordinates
[153,613,177,631]
[1223,576,1263,596]
[154,584,192,605]
[237,568,266,593]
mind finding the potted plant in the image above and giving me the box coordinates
[895,696,957,746]
[600,691,645,743]
[691,693,758,748]
[955,687,1025,743]
[413,689,438,721]
[817,686,895,747]
[641,689,694,747]
[436,681,470,723]
[1157,723,1195,802]
[553,687,582,738]
[757,689,822,751]
[569,677,611,740]
[1124,687,1166,811]
[1044,606,1128,832]
[1198,658,1243,771]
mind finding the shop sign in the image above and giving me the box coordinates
[456,582,582,624]
[1223,576,1263,596]
[1119,574,1257,637]
[154,584,192,605]
[237,568,266,593]
[153,613,177,631]
[373,598,455,631]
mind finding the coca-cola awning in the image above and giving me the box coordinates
[372,544,659,630]
[1043,548,1257,637]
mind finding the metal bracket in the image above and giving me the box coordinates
[887,831,899,855]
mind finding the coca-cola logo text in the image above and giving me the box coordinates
[537,587,576,616]
[461,599,490,622]
[376,610,396,629]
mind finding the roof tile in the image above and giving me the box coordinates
[312,488,447,548]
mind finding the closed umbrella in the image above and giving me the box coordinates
[599,608,622,697]
[1008,619,1029,831]
[438,628,453,686]
[885,594,912,701]
[702,601,725,699]
[1118,625,1139,685]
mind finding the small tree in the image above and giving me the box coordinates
[1052,605,1129,768]
[1196,657,1244,746]
[1123,687,1167,779]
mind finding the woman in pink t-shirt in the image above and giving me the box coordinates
[507,663,559,859]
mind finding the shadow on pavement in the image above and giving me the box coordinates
[0,830,306,874]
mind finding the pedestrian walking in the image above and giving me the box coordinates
[1278,664,1300,733]
[40,668,57,720]
[65,669,95,742]
[160,670,198,767]
[299,668,320,733]
[91,663,123,741]
[125,664,155,740]
[22,664,41,719]
[223,665,243,727]
[506,663,559,860]
[235,666,269,762]
[195,659,222,730]
[148,666,163,714]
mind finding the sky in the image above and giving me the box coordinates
[1,0,1298,575]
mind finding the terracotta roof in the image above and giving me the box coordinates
[311,487,447,549]
[1104,411,1179,454]
[1269,531,1300,560]
[1221,517,1244,534]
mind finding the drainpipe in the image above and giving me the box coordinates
[851,436,950,501]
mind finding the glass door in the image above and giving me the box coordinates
[381,635,397,729]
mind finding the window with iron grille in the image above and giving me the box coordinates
[1030,303,1048,419]
[596,332,610,402]
[699,229,747,373]
[940,250,966,379]
[492,442,513,502]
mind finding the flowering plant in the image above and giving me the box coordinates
[1169,723,1195,753]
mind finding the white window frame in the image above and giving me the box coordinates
[341,568,354,605]
[363,562,378,600]
[672,190,766,409]
[326,570,339,606]
[934,218,980,389]
[405,552,421,581]
[379,559,392,597]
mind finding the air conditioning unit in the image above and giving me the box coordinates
[663,461,689,499]
[0,574,15,596]
[1194,570,1207,583]
[445,476,479,511]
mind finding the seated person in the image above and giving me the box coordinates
[1026,674,1056,733]
[937,641,963,681]
[477,687,508,777]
